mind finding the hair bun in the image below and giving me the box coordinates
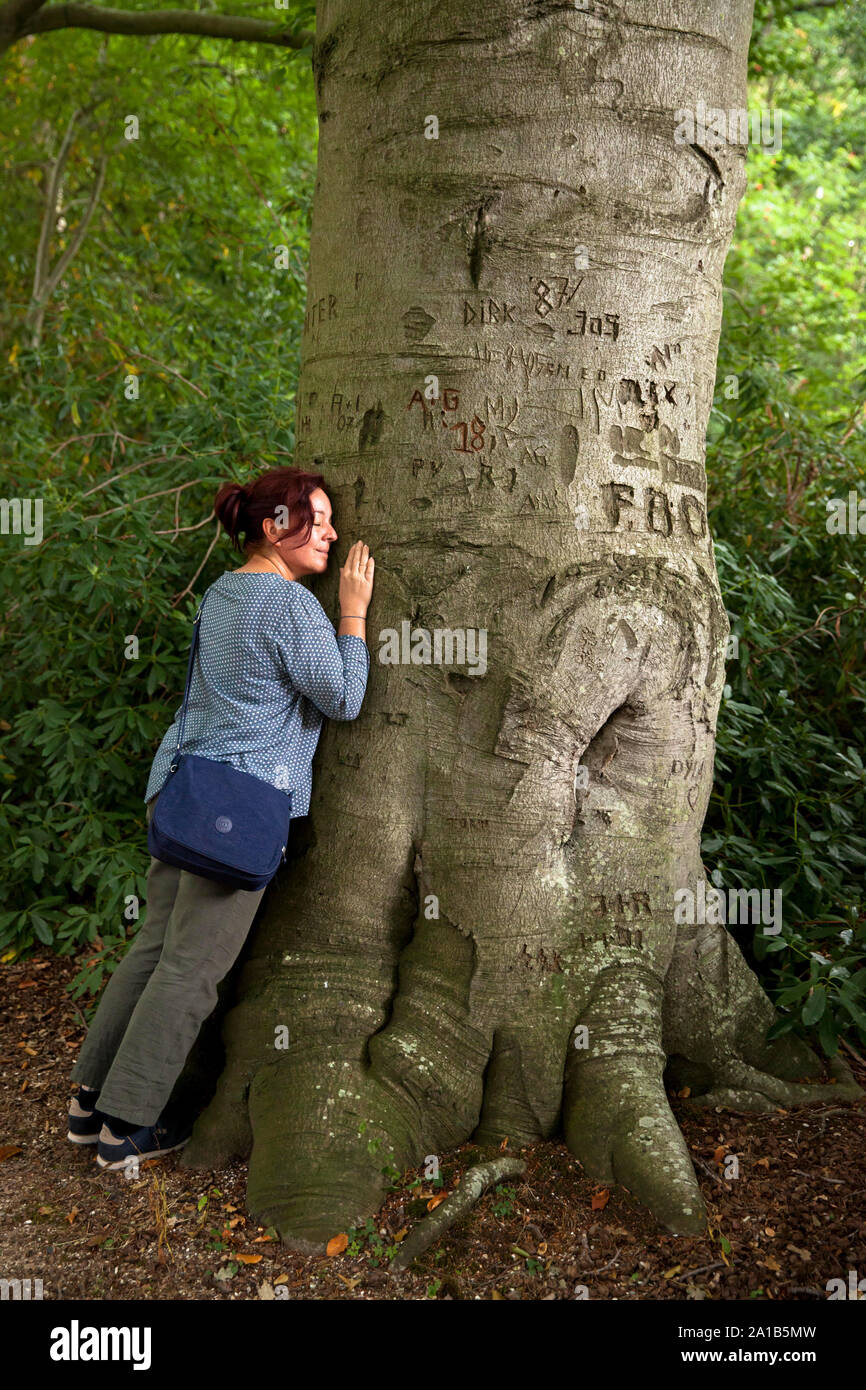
[213,478,249,545]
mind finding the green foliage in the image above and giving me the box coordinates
[702,2,866,1055]
[344,1217,398,1266]
[0,21,317,1006]
[492,1184,516,1218]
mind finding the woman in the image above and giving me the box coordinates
[67,466,374,1169]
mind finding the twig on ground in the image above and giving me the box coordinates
[585,1247,623,1277]
[671,1261,724,1284]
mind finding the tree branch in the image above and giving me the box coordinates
[0,0,46,34]
[40,148,107,303]
[13,4,314,51]
[26,120,109,347]
[31,106,81,309]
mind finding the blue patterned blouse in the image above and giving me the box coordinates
[143,571,370,817]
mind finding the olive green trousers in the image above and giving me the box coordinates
[70,797,267,1128]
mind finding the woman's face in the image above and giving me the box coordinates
[276,487,338,577]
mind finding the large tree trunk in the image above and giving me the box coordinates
[182,0,860,1241]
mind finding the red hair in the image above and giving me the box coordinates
[214,466,327,554]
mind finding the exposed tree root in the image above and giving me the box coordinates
[679,1055,863,1113]
[389,1156,527,1274]
[563,965,708,1236]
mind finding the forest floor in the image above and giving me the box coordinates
[2,950,865,1303]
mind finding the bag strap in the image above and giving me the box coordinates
[169,590,209,772]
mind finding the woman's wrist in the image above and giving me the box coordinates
[337,612,367,635]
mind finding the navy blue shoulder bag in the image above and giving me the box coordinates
[147,589,293,890]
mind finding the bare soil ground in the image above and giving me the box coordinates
[2,950,864,1301]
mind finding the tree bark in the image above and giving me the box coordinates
[182,0,861,1241]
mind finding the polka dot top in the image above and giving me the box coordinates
[144,571,370,817]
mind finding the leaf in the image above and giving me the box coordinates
[801,988,826,1025]
[713,1146,726,1164]
[235,1253,262,1265]
[337,1273,363,1290]
[30,911,52,945]
[591,1189,610,1211]
[427,1193,447,1211]
[0,1145,22,1161]
[70,401,82,428]
[326,1233,348,1257]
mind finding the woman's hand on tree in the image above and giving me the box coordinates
[338,541,374,616]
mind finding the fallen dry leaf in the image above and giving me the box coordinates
[713,1146,726,1164]
[0,1145,23,1161]
[337,1273,362,1290]
[235,1254,262,1265]
[427,1193,447,1212]
[326,1233,349,1257]
[591,1190,610,1211]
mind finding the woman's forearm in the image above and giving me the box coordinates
[337,614,367,640]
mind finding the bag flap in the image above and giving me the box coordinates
[153,755,291,874]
